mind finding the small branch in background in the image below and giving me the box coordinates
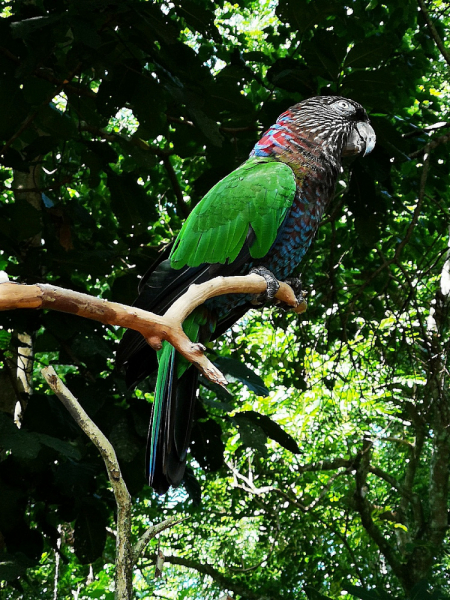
[79,124,174,158]
[403,121,450,139]
[133,516,185,563]
[0,62,83,157]
[14,332,33,426]
[226,460,277,496]
[154,549,165,578]
[145,554,275,600]
[0,176,74,194]
[368,466,407,497]
[161,155,190,219]
[166,114,260,135]
[0,46,95,98]
[417,0,450,68]
[227,459,351,513]
[353,438,407,586]
[53,524,62,600]
[41,366,133,600]
[409,133,450,159]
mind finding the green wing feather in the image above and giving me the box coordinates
[170,157,296,269]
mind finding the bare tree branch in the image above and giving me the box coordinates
[41,366,133,600]
[409,133,450,159]
[227,459,353,512]
[353,439,407,586]
[417,0,450,67]
[0,273,305,386]
[133,517,185,563]
[145,553,279,600]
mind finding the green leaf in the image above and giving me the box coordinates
[233,413,267,455]
[236,411,301,454]
[183,467,202,506]
[191,418,224,472]
[74,503,108,564]
[0,553,35,581]
[37,434,81,460]
[345,37,395,68]
[23,135,59,160]
[276,0,341,34]
[213,356,269,396]
[108,172,158,234]
[10,14,64,38]
[35,103,77,139]
[0,329,11,350]
[305,587,334,600]
[267,58,315,94]
[0,413,42,459]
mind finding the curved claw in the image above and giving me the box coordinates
[280,276,308,314]
[284,276,305,304]
[191,342,206,353]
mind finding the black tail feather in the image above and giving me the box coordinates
[147,355,199,494]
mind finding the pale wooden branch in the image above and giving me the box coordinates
[226,459,350,513]
[41,366,133,600]
[133,516,185,563]
[0,273,306,386]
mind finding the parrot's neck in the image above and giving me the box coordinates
[251,110,343,183]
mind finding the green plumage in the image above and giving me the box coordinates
[170,157,296,269]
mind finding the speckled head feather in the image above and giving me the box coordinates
[252,95,374,164]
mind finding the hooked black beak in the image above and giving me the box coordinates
[343,121,376,157]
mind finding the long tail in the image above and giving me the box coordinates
[146,311,206,494]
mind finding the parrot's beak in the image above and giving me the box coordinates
[343,121,376,157]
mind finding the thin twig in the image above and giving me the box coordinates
[161,155,190,219]
[409,133,450,159]
[0,62,83,157]
[133,517,186,563]
[417,0,450,67]
[0,176,73,194]
[0,46,96,98]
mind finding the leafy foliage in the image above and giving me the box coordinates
[1,0,450,598]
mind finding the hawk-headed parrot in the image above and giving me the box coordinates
[117,95,376,493]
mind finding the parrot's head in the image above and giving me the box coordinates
[287,95,376,159]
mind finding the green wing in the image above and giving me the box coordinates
[170,157,296,269]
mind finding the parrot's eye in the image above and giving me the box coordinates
[332,100,355,114]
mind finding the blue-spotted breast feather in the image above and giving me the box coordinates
[116,96,376,494]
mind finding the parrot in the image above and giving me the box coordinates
[116,95,376,494]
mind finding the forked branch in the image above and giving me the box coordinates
[0,273,306,386]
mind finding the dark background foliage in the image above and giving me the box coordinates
[1,0,450,598]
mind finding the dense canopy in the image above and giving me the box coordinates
[1,0,450,598]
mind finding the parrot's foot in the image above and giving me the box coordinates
[285,276,304,304]
[250,266,280,305]
[280,276,307,312]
